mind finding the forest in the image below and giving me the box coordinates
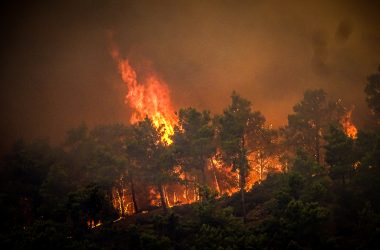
[0,67,379,249]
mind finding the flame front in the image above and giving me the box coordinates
[110,44,177,144]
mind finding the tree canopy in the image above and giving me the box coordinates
[1,70,380,249]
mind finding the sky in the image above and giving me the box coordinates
[1,0,380,154]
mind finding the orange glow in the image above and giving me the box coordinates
[108,38,281,212]
[149,187,161,207]
[209,153,239,195]
[246,153,282,190]
[112,187,135,216]
[87,219,102,229]
[109,42,177,144]
[341,109,358,139]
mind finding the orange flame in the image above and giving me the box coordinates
[109,42,177,144]
[246,153,282,189]
[107,37,284,212]
[341,109,358,139]
[209,153,239,195]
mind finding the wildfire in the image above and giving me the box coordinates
[109,41,177,144]
[341,109,358,139]
[107,37,280,216]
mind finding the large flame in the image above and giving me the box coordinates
[341,109,358,139]
[108,39,282,215]
[109,43,177,144]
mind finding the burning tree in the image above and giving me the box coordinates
[325,126,357,185]
[127,118,177,212]
[247,123,280,184]
[173,108,216,199]
[281,89,348,165]
[218,91,266,221]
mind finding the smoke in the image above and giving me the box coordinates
[1,0,380,154]
[335,20,353,43]
[311,30,330,76]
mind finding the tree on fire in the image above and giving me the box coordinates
[324,126,356,185]
[173,108,216,197]
[63,124,129,222]
[127,117,177,211]
[2,68,380,249]
[247,122,278,182]
[218,91,265,221]
[281,89,344,165]
[89,124,135,216]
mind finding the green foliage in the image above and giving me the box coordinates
[65,123,88,146]
[219,92,265,173]
[128,118,175,184]
[39,163,72,220]
[2,220,73,250]
[325,126,356,184]
[195,185,230,226]
[173,107,215,184]
[365,65,380,119]
[249,126,278,181]
[126,118,178,210]
[287,172,305,199]
[282,89,344,163]
[194,222,246,250]
[218,91,266,220]
[193,187,246,250]
[2,86,380,249]
[67,183,117,230]
[355,202,380,249]
[0,139,61,228]
[292,149,323,177]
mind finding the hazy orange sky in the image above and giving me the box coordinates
[1,0,380,154]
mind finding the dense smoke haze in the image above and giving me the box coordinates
[1,0,380,154]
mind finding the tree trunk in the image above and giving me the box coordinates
[240,137,247,223]
[260,164,263,183]
[200,154,207,186]
[164,186,171,207]
[240,169,247,223]
[129,173,138,214]
[200,146,207,186]
[342,174,346,186]
[117,177,126,217]
[315,124,321,164]
[213,170,221,194]
[158,182,167,212]
[201,165,207,186]
[184,172,190,203]
[210,158,221,194]
[117,187,125,217]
